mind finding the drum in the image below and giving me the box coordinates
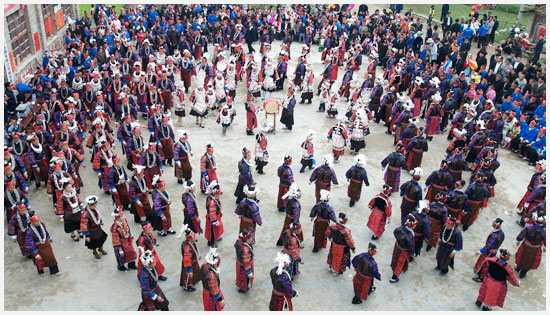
[263,99,280,114]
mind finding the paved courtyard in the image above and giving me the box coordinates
[4,33,546,310]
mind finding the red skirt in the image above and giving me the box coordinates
[347,179,362,202]
[246,112,257,130]
[477,275,507,308]
[313,219,329,249]
[269,290,293,311]
[461,200,482,226]
[114,183,131,207]
[203,289,224,311]
[390,242,410,277]
[427,218,443,247]
[474,254,489,274]
[180,259,200,288]
[205,214,224,243]
[353,271,373,301]
[516,188,531,210]
[277,184,289,209]
[413,98,421,117]
[367,208,387,238]
[515,241,542,270]
[235,260,254,291]
[327,242,348,273]
[159,138,174,160]
[115,237,138,265]
[406,148,423,171]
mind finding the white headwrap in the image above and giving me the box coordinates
[282,183,301,200]
[410,167,423,177]
[355,154,367,167]
[139,247,155,266]
[323,155,333,167]
[274,252,291,275]
[320,189,330,202]
[205,247,220,265]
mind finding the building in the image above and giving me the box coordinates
[4,4,80,84]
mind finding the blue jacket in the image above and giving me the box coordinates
[534,105,545,119]
[532,134,546,151]
[522,127,539,143]
[462,27,474,39]
[499,100,514,112]
[478,24,489,37]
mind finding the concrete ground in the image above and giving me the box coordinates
[4,18,546,312]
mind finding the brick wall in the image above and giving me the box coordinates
[4,4,79,84]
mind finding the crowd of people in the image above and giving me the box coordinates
[4,4,546,311]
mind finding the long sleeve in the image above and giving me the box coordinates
[25,229,37,254]
[309,204,318,218]
[111,225,121,247]
[80,212,90,235]
[140,271,156,299]
[330,168,338,185]
[282,272,296,297]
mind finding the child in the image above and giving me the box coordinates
[300,65,314,104]
[174,88,186,127]
[216,105,232,136]
[206,82,217,117]
[226,97,237,123]
[326,88,340,119]
[318,81,331,112]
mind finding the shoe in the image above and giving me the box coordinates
[93,251,101,259]
[158,275,168,281]
[186,286,196,292]
[128,262,138,270]
[349,200,355,207]
[439,271,447,276]
[276,239,283,246]
[482,306,491,311]
[118,265,129,271]
[462,225,469,231]
[332,272,339,277]
[425,245,432,252]
[238,288,248,293]
[71,234,79,241]
[389,275,399,283]
[385,130,392,135]
[434,266,440,270]
[352,296,363,304]
[312,247,319,253]
[158,231,167,237]
[167,229,176,234]
[476,301,482,308]
[472,277,483,282]
[278,207,286,212]
[516,220,525,227]
[369,286,376,295]
[178,179,183,184]
[99,248,108,255]
[409,257,414,263]
[371,235,379,240]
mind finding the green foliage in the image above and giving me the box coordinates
[78,4,126,18]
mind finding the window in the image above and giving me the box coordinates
[63,4,73,20]
[6,9,32,65]
[42,4,55,37]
